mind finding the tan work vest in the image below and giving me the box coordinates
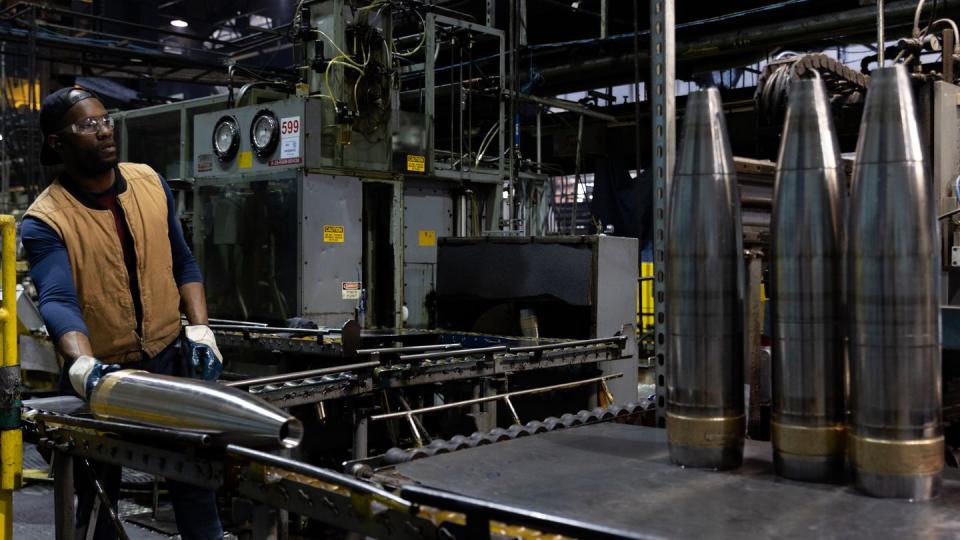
[25,163,182,363]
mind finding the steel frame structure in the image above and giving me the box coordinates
[650,0,674,428]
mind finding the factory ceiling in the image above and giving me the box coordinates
[0,1,958,105]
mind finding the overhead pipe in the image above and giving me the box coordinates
[534,0,960,91]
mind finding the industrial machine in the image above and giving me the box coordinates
[193,97,367,327]
[435,235,641,402]
[179,0,632,490]
[110,88,289,241]
[185,2,552,332]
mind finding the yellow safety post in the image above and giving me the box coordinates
[0,215,20,540]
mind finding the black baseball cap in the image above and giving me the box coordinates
[39,86,99,166]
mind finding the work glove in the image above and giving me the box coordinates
[68,355,123,400]
[184,324,223,381]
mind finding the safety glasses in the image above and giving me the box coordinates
[61,114,114,135]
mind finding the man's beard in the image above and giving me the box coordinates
[75,154,117,176]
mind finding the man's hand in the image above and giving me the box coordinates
[68,355,123,399]
[184,325,223,380]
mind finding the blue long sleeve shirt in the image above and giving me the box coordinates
[22,171,202,341]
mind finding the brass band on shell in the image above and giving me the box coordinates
[88,368,129,402]
[89,370,179,426]
[772,421,845,457]
[666,412,745,449]
[849,433,944,476]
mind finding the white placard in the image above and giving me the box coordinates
[342,281,361,300]
[280,138,300,159]
[280,116,300,138]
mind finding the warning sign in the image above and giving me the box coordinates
[342,281,361,300]
[406,154,426,173]
[418,230,437,247]
[323,225,345,243]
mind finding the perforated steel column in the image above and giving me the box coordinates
[650,0,674,428]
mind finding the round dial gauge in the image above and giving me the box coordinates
[212,116,239,161]
[250,110,280,157]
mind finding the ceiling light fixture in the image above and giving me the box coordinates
[170,19,189,28]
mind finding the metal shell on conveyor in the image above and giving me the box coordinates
[665,87,745,470]
[847,65,942,500]
[90,371,304,449]
[771,77,846,483]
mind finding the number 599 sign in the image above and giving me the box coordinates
[280,116,301,137]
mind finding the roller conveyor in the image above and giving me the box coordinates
[222,331,634,407]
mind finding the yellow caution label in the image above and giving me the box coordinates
[406,154,426,172]
[238,151,253,169]
[323,225,345,243]
[418,230,436,247]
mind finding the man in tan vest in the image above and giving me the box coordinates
[22,87,223,539]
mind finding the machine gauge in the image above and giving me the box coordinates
[212,116,240,162]
[250,109,280,158]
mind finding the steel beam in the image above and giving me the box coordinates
[53,452,74,540]
[38,432,224,489]
[651,0,675,429]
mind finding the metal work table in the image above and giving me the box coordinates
[389,423,960,539]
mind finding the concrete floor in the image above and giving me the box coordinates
[13,443,173,539]
[14,482,171,540]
